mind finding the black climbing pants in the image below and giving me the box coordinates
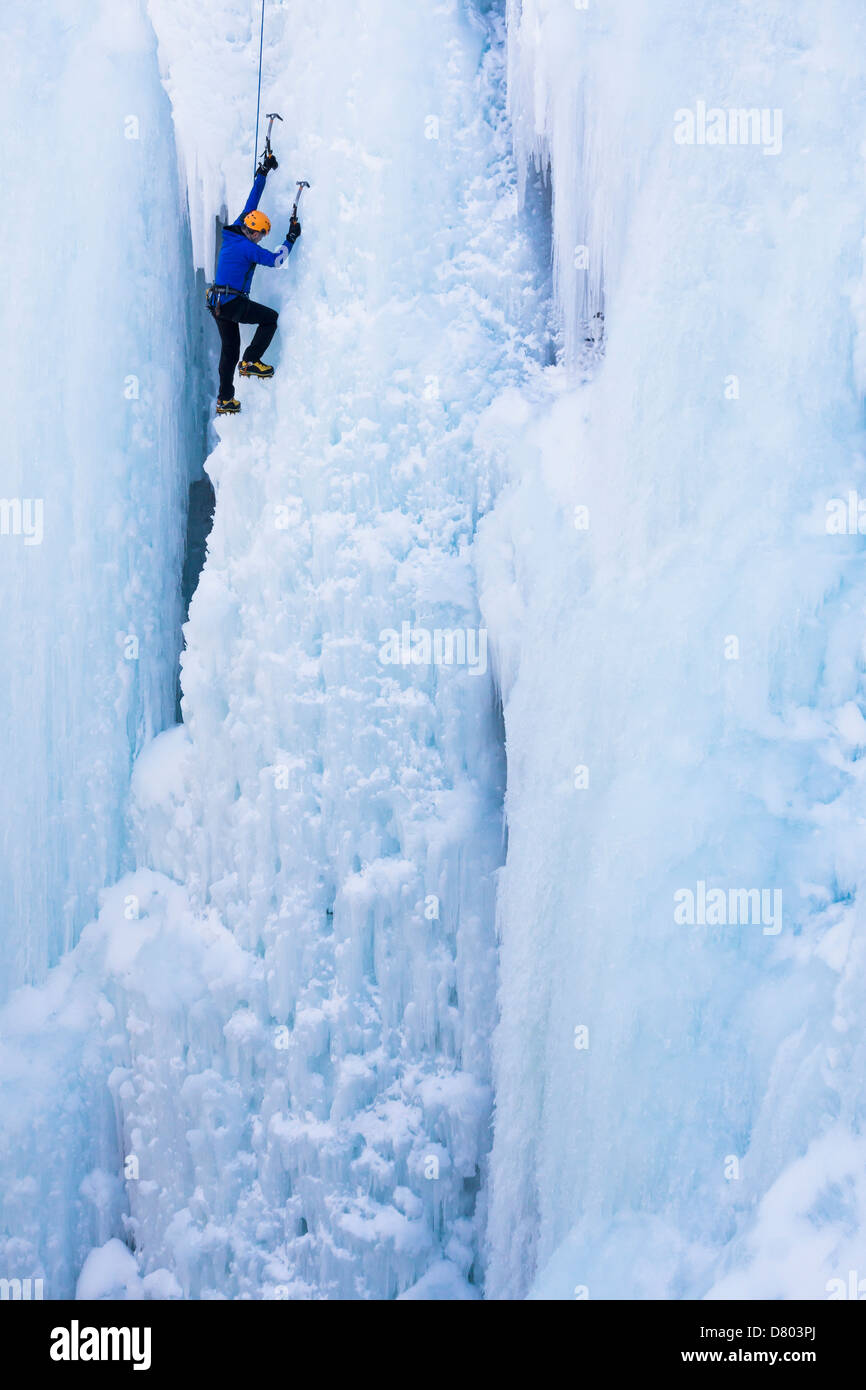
[210,296,278,399]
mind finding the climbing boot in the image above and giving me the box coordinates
[216,397,241,415]
[239,360,275,379]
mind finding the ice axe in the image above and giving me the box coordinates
[260,111,282,164]
[292,180,310,218]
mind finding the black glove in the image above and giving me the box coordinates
[256,152,279,176]
[287,217,301,244]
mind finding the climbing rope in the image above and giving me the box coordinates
[253,0,265,177]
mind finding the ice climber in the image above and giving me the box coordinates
[207,151,301,415]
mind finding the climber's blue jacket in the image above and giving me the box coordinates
[212,174,295,305]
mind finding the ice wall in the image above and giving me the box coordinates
[118,0,548,1300]
[0,0,202,997]
[0,0,548,1300]
[481,0,866,1298]
[0,0,208,1297]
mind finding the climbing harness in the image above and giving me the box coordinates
[206,285,249,315]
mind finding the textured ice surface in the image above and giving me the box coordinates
[481,0,866,1300]
[0,0,202,996]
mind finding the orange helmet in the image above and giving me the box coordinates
[244,209,271,234]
